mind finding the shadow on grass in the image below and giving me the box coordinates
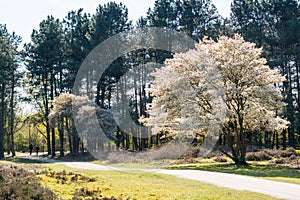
[167,162,300,179]
[3,157,45,164]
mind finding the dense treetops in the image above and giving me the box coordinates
[144,34,288,165]
[0,0,299,161]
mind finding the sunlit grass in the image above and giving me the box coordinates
[1,156,44,164]
[36,163,279,200]
[166,161,300,185]
[1,155,297,199]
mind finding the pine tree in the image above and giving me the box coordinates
[231,0,300,148]
[0,25,21,159]
[24,16,64,156]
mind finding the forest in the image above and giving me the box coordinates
[0,0,299,166]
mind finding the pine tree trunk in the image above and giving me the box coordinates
[0,84,5,159]
[43,77,51,155]
[9,70,16,157]
[58,115,64,157]
[51,71,56,157]
[282,129,287,150]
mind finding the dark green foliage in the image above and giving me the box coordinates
[3,0,298,160]
[0,24,21,159]
[91,2,132,108]
[24,15,65,156]
[148,0,225,40]
[91,2,131,47]
[64,8,92,92]
[231,0,300,148]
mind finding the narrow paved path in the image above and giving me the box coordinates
[18,155,300,200]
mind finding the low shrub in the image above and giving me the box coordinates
[270,158,290,165]
[246,151,272,161]
[107,143,189,164]
[174,158,199,165]
[280,147,296,158]
[246,147,298,162]
[180,146,200,159]
[261,149,280,158]
[72,187,125,200]
[0,164,57,200]
[37,168,97,184]
[213,156,227,163]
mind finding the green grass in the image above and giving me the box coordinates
[1,156,297,199]
[166,162,300,185]
[37,163,279,200]
[92,159,174,169]
[1,157,44,164]
[296,149,300,155]
[0,158,281,200]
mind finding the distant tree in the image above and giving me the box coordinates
[0,24,21,159]
[24,16,64,156]
[145,35,288,166]
[49,94,75,156]
[64,8,92,93]
[231,0,300,148]
[49,94,118,155]
[90,2,132,108]
[179,0,222,40]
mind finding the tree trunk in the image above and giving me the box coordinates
[58,115,64,157]
[0,84,5,159]
[50,71,56,157]
[282,129,287,150]
[51,127,56,156]
[71,118,79,155]
[43,77,51,155]
[9,69,16,157]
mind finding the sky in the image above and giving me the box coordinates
[0,0,232,44]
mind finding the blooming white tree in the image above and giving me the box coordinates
[144,34,288,166]
[49,94,118,155]
[49,94,88,156]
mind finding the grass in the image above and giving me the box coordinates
[166,161,300,185]
[36,163,279,200]
[92,159,174,169]
[296,149,300,155]
[2,156,44,164]
[0,154,297,199]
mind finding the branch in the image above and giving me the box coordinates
[216,145,234,160]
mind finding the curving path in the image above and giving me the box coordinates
[18,154,300,200]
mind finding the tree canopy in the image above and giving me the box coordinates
[145,34,288,165]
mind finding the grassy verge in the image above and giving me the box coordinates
[2,156,44,164]
[166,161,300,185]
[35,163,279,200]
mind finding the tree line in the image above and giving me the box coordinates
[0,0,299,159]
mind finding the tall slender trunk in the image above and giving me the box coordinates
[50,70,56,157]
[282,129,287,149]
[58,115,64,157]
[66,117,72,153]
[9,69,16,157]
[296,58,300,140]
[43,76,51,155]
[0,84,5,159]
